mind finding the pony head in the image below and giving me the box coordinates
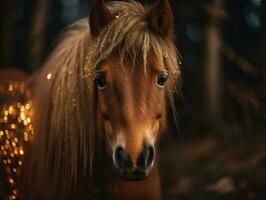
[25,0,181,198]
[87,0,179,180]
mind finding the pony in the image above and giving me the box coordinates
[20,0,181,199]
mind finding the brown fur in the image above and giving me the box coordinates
[21,1,181,199]
[97,54,167,162]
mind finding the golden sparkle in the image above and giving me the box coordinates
[46,73,52,80]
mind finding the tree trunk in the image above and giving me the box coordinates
[203,0,223,123]
[261,0,266,89]
[1,0,16,67]
[27,0,49,71]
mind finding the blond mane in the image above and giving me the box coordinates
[24,1,181,199]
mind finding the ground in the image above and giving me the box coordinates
[159,108,266,200]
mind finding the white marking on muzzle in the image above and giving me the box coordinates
[112,132,125,166]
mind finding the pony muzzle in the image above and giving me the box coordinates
[113,145,155,180]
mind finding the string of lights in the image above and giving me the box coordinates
[0,82,33,200]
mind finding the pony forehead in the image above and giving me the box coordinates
[85,1,180,76]
[99,53,167,74]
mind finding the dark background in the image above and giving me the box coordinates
[0,0,266,199]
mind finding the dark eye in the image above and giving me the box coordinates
[157,72,168,87]
[95,73,107,90]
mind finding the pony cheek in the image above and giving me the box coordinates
[158,113,167,135]
[149,120,160,143]
[103,120,116,149]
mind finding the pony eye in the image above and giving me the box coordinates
[95,73,107,90]
[157,72,168,87]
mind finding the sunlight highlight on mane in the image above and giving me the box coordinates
[24,1,181,199]
[24,19,93,198]
[85,1,180,76]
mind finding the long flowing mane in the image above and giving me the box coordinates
[24,1,181,198]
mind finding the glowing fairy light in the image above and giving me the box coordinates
[0,82,33,200]
[19,149,24,155]
[25,104,30,110]
[9,178,14,185]
[8,84,13,92]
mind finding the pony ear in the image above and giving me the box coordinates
[89,0,113,37]
[147,0,174,37]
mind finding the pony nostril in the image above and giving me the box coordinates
[115,147,132,170]
[147,146,154,167]
[137,145,155,170]
[156,112,162,119]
